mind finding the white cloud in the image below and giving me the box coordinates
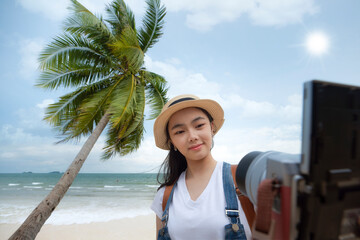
[36,99,55,109]
[223,94,277,117]
[18,38,44,80]
[17,0,70,21]
[145,55,302,125]
[79,0,147,16]
[14,106,46,130]
[163,0,318,31]
[221,93,302,124]
[18,0,318,31]
[144,55,221,98]
[107,136,167,172]
[0,122,102,171]
[17,0,146,22]
[0,152,17,159]
[1,124,44,145]
[249,0,317,26]
[212,124,301,165]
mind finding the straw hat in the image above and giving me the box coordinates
[153,94,224,150]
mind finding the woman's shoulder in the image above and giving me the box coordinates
[153,185,166,205]
[157,185,166,195]
[151,185,166,218]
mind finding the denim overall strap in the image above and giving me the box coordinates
[158,183,176,240]
[223,162,247,240]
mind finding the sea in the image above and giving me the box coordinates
[0,173,159,225]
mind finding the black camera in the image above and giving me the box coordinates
[236,80,360,240]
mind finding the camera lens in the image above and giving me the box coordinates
[236,151,262,195]
[236,151,271,205]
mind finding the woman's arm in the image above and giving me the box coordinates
[155,216,162,239]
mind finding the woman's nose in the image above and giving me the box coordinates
[188,129,198,142]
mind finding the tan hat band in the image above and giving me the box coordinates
[168,97,196,107]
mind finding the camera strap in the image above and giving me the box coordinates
[252,179,278,239]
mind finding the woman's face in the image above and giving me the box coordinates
[167,107,214,162]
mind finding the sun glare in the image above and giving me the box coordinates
[305,31,330,56]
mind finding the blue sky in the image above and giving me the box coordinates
[0,0,359,173]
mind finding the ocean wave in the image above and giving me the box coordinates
[47,207,153,225]
[103,185,131,191]
[0,202,154,225]
[32,182,43,185]
[23,186,43,189]
[104,185,124,188]
[88,187,105,190]
[0,173,158,225]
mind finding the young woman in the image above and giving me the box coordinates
[151,94,253,240]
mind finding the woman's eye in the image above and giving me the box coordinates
[196,123,205,128]
[175,130,184,135]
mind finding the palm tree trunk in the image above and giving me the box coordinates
[9,114,110,240]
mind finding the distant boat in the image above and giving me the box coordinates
[22,171,33,174]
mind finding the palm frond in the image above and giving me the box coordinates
[65,0,115,45]
[70,75,125,138]
[54,118,78,144]
[118,119,144,155]
[138,0,166,53]
[44,88,86,127]
[101,83,145,159]
[121,83,145,138]
[43,78,113,127]
[105,0,136,36]
[102,119,144,159]
[38,33,110,76]
[37,63,113,89]
[109,26,144,71]
[144,71,168,119]
[108,74,136,128]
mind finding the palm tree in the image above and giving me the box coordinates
[9,0,167,239]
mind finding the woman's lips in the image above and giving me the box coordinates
[189,144,202,150]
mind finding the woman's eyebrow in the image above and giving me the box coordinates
[170,116,206,130]
[171,123,184,130]
[192,116,206,123]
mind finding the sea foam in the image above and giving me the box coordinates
[8,183,20,186]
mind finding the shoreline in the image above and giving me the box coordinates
[0,214,155,240]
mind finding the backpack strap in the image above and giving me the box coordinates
[162,184,174,213]
[231,165,256,230]
[161,165,256,229]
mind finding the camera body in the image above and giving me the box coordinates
[237,151,301,239]
[236,80,360,240]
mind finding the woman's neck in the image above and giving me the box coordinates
[184,155,217,201]
[185,155,217,180]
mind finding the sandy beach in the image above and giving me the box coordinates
[1,214,156,240]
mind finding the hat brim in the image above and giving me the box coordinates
[154,99,224,150]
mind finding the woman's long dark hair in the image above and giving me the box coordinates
[157,144,187,190]
[157,108,214,190]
